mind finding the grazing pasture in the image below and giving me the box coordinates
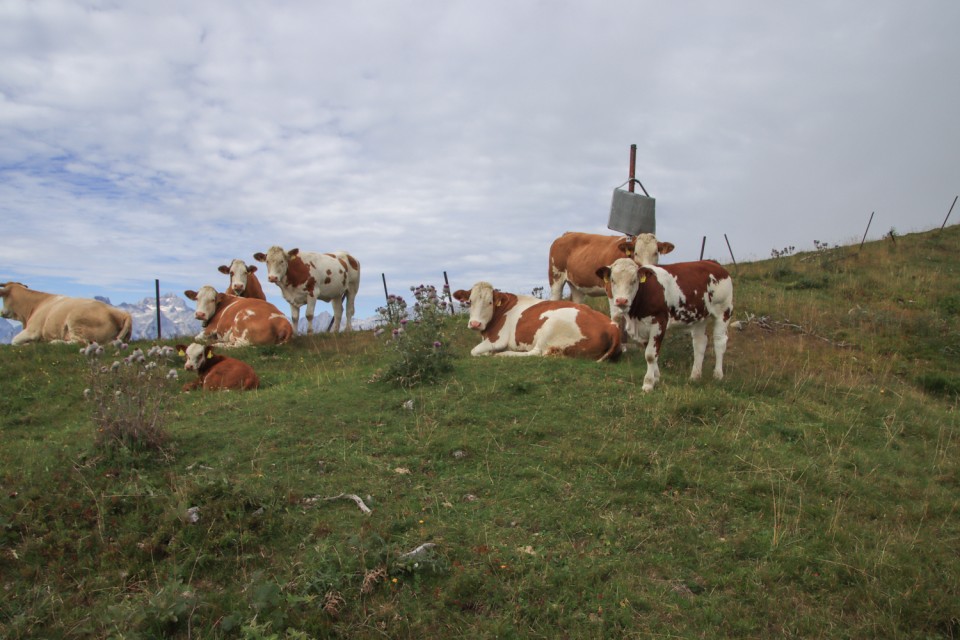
[1,227,958,638]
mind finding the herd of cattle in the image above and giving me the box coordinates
[0,232,734,392]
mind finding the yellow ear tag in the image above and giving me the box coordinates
[603,276,609,283]
[640,275,647,283]
[496,300,502,307]
[206,349,214,359]
[177,349,185,356]
[626,249,633,256]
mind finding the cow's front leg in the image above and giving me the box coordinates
[470,340,501,356]
[11,330,38,346]
[305,298,318,334]
[642,324,665,392]
[289,304,301,334]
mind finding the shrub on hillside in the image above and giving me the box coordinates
[372,285,456,388]
[82,341,179,455]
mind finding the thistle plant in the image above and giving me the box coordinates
[82,341,179,455]
[373,285,455,388]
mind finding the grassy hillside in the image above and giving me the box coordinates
[1,226,958,639]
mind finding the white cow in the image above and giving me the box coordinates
[452,281,622,362]
[253,246,361,333]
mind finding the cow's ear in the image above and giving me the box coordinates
[175,344,186,356]
[215,293,227,305]
[184,290,198,301]
[658,242,675,256]
[639,268,649,284]
[288,248,300,257]
[205,348,214,359]
[617,240,634,257]
[217,265,230,274]
[452,289,469,302]
[596,266,611,282]
[253,252,266,262]
[247,265,258,274]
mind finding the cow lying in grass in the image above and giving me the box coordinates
[596,258,734,391]
[0,281,133,345]
[453,281,622,362]
[185,285,292,346]
[176,343,259,391]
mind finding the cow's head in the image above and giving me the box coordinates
[597,258,646,315]
[218,259,257,296]
[177,343,212,372]
[453,281,500,331]
[0,282,27,320]
[254,246,298,284]
[618,233,674,266]
[184,285,224,326]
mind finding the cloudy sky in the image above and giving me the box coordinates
[3,0,958,321]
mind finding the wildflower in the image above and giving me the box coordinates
[100,366,108,373]
[83,388,92,399]
[167,369,179,380]
[433,341,442,348]
[111,361,121,371]
[400,318,408,325]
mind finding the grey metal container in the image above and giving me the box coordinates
[607,188,656,236]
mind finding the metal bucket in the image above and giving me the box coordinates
[607,187,656,236]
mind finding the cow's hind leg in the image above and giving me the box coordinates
[712,318,729,380]
[305,298,318,334]
[689,320,709,380]
[328,296,343,333]
[344,289,356,332]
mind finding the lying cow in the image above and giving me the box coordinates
[0,281,133,345]
[549,232,674,305]
[452,281,622,362]
[253,246,361,333]
[184,285,293,346]
[176,343,260,391]
[218,259,266,300]
[596,258,733,392]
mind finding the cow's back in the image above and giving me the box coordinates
[549,232,626,295]
[212,296,293,345]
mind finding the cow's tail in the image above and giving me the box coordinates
[276,320,294,345]
[596,323,623,363]
[115,312,133,342]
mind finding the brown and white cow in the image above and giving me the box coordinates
[596,258,733,392]
[0,282,133,345]
[184,285,293,346]
[253,246,361,333]
[549,232,675,306]
[176,342,260,391]
[452,281,622,362]
[218,259,266,300]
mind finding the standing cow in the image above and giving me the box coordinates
[548,232,674,307]
[452,281,622,362]
[218,259,266,300]
[176,343,260,391]
[253,246,360,333]
[0,282,132,345]
[596,258,734,392]
[184,285,293,346]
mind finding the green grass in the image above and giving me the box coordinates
[2,226,959,638]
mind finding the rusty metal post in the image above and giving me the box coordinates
[724,234,737,268]
[941,196,958,231]
[155,279,161,341]
[443,271,455,315]
[859,211,875,251]
[628,144,637,193]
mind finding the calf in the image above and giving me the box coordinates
[184,285,293,346]
[596,258,734,392]
[176,343,259,391]
[218,259,266,300]
[253,246,361,333]
[549,232,674,305]
[0,281,132,345]
[452,281,621,362]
